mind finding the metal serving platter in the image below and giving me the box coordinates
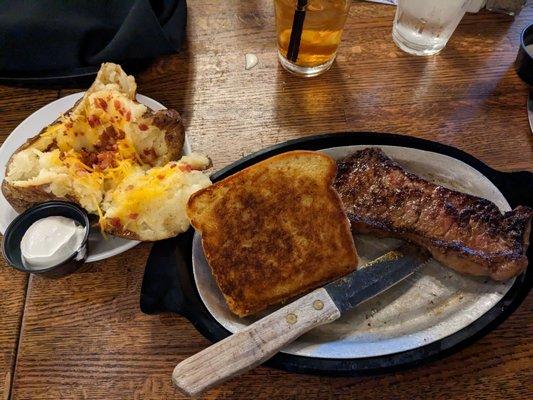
[141,132,532,375]
[192,145,514,359]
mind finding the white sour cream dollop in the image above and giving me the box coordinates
[20,216,86,269]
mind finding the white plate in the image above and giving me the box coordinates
[192,146,515,359]
[0,92,190,262]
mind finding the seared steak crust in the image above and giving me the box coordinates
[334,148,532,281]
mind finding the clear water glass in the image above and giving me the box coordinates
[392,0,470,56]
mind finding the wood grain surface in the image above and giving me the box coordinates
[0,87,59,400]
[1,1,532,399]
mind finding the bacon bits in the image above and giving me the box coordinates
[79,149,98,167]
[141,148,157,165]
[114,100,123,114]
[95,126,122,151]
[96,151,117,170]
[79,149,116,170]
[88,115,101,128]
[95,98,108,111]
[109,217,122,229]
[178,164,192,172]
[113,99,131,121]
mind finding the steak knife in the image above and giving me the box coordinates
[172,245,429,396]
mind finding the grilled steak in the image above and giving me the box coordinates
[334,148,532,281]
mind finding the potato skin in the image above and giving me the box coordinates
[100,219,142,241]
[1,179,72,213]
[152,108,185,163]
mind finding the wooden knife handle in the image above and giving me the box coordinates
[172,288,341,397]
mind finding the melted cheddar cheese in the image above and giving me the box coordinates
[102,154,211,241]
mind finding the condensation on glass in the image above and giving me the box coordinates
[392,0,470,56]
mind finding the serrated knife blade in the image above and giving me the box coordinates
[324,244,429,313]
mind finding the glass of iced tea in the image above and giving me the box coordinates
[274,0,351,77]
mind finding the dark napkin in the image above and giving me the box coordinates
[0,0,186,83]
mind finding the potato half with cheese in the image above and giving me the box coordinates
[2,63,211,241]
[101,154,211,241]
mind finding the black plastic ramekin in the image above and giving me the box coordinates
[2,201,90,278]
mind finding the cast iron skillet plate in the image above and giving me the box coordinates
[141,132,532,375]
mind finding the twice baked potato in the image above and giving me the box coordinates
[2,63,211,241]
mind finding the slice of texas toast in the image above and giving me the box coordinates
[187,151,358,317]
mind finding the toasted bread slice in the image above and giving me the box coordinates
[187,151,358,317]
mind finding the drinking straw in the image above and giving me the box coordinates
[286,0,308,62]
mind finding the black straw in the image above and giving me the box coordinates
[286,0,308,62]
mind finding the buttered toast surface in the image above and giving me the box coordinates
[187,151,358,317]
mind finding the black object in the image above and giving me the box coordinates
[2,201,90,278]
[515,23,533,86]
[286,0,308,62]
[0,0,187,86]
[140,132,532,376]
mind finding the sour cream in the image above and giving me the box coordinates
[20,216,86,270]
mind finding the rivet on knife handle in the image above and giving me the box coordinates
[172,288,341,397]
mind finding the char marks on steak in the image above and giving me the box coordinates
[334,148,532,281]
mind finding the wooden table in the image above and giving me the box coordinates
[1,1,532,399]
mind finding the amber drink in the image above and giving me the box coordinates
[275,0,350,77]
